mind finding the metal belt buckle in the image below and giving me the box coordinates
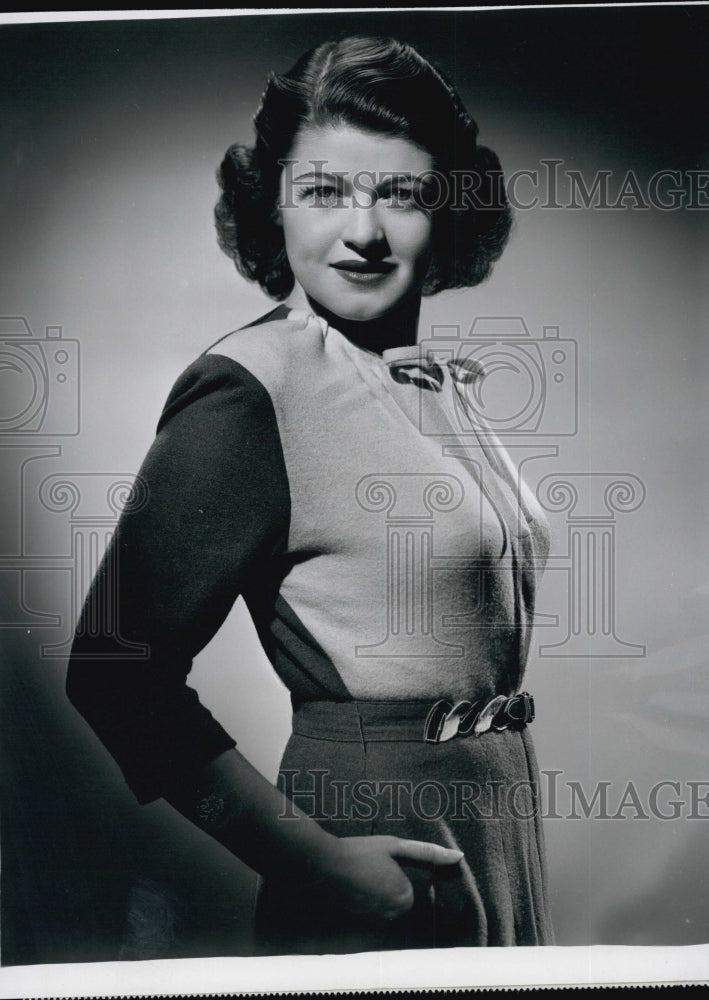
[424,693,534,743]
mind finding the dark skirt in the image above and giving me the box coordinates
[254,699,554,954]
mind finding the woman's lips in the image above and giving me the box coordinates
[330,260,396,285]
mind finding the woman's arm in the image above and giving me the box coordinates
[66,353,284,803]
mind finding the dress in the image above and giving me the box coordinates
[67,303,554,953]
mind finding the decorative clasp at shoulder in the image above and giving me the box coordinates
[383,345,485,391]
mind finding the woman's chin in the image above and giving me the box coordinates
[333,307,387,324]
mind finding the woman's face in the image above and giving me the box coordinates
[277,124,435,323]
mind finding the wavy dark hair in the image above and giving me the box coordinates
[215,36,513,300]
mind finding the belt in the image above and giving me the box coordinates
[291,693,534,744]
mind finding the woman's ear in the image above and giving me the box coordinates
[271,204,283,228]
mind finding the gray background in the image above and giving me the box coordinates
[1,7,707,964]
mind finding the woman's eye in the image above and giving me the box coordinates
[298,184,342,207]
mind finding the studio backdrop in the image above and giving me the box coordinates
[1,6,707,965]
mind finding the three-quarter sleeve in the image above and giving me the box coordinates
[66,353,291,804]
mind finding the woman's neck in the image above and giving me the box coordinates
[286,286,421,356]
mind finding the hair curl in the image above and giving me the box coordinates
[215,36,512,300]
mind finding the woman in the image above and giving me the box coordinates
[67,35,553,954]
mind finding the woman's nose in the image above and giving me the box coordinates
[340,202,387,255]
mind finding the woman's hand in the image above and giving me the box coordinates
[166,751,463,923]
[307,836,464,920]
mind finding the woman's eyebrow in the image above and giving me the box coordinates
[291,170,422,186]
[293,169,346,184]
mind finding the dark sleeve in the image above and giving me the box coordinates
[66,354,290,804]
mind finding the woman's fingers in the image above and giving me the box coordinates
[387,838,464,866]
[301,836,462,919]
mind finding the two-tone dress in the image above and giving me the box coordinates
[67,303,554,953]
